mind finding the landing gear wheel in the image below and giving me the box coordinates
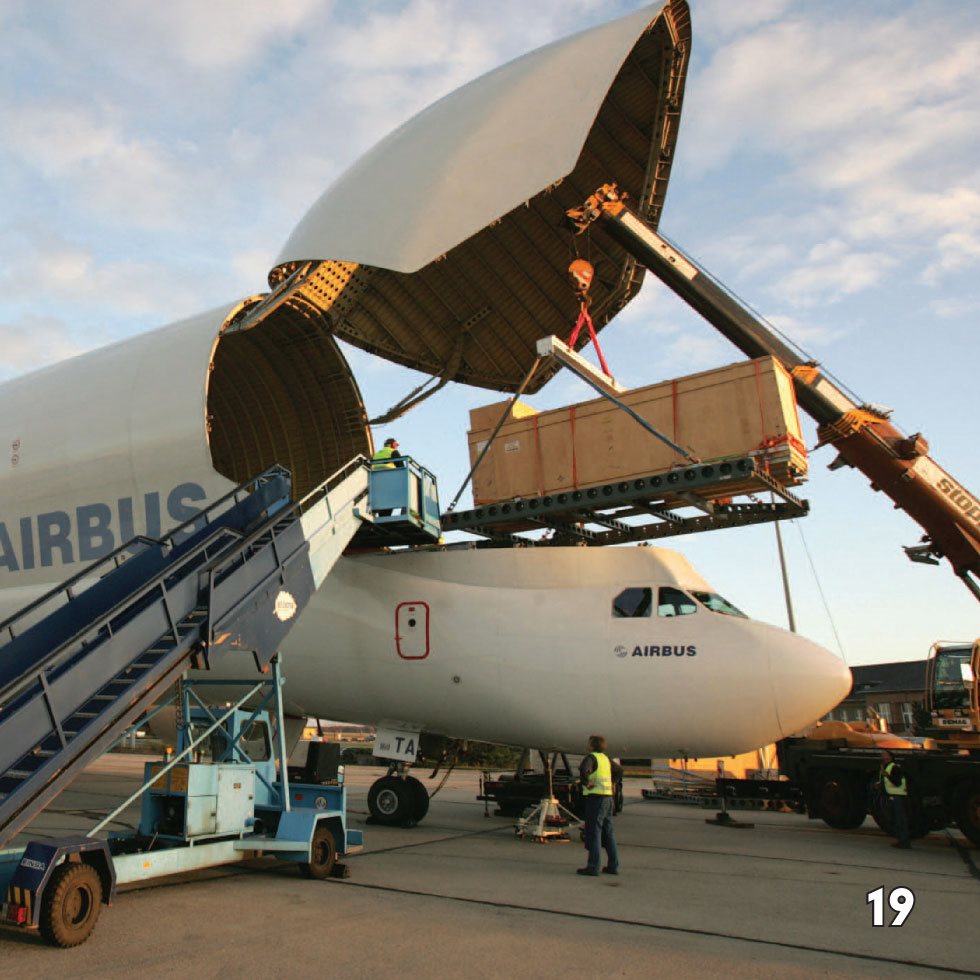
[300,823,338,879]
[368,775,415,827]
[814,772,867,830]
[954,781,980,846]
[39,862,102,948]
[405,775,430,823]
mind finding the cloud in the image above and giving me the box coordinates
[680,3,980,297]
[779,239,896,305]
[929,295,980,319]
[923,230,980,286]
[0,229,217,321]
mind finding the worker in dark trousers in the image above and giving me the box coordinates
[577,735,622,876]
[880,749,911,849]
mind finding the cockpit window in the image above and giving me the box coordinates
[613,587,652,618]
[657,587,697,617]
[690,590,747,618]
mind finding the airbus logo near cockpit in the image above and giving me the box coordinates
[616,644,698,657]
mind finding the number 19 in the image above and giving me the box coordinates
[867,886,915,926]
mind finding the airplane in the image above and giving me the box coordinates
[0,1,850,827]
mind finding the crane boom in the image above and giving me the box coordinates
[567,183,980,601]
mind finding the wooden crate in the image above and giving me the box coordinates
[467,356,807,504]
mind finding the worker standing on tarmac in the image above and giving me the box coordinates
[577,735,622,876]
[880,749,911,849]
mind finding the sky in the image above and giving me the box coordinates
[0,0,977,665]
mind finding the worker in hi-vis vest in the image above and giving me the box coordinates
[880,748,911,849]
[370,437,402,516]
[371,437,401,469]
[577,734,622,876]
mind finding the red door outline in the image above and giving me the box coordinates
[396,601,430,659]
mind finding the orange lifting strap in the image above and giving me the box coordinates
[566,259,612,379]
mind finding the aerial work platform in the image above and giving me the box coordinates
[440,455,807,547]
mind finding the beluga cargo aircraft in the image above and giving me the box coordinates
[0,1,850,827]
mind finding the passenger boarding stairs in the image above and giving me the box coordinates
[0,457,374,848]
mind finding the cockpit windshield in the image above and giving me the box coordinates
[690,590,747,618]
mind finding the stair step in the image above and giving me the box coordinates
[91,694,115,701]
[74,711,99,718]
[6,769,30,780]
[34,749,56,758]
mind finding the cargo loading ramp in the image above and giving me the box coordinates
[440,455,808,547]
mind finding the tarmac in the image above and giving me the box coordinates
[2,755,977,978]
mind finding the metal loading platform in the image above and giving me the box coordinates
[0,454,439,850]
[351,457,442,548]
[440,455,807,547]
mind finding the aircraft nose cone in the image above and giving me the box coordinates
[771,635,852,737]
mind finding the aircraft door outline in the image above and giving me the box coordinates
[395,601,430,659]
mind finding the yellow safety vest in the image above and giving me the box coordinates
[372,447,395,470]
[883,761,907,797]
[583,752,613,796]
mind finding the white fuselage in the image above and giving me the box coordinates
[260,545,851,758]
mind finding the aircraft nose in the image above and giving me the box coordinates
[770,634,852,737]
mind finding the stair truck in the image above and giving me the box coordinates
[0,456,440,945]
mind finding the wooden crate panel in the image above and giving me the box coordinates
[468,357,807,504]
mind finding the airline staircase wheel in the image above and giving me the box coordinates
[300,823,338,879]
[39,862,102,948]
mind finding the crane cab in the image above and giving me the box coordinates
[925,640,980,745]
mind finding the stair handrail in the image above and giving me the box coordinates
[0,465,291,645]
[206,455,371,581]
[0,458,370,706]
[0,470,295,704]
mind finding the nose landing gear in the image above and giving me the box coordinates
[367,765,430,827]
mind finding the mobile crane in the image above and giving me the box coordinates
[566,186,980,843]
[566,183,980,603]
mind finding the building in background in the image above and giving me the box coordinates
[823,661,928,734]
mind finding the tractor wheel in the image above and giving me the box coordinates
[39,862,102,948]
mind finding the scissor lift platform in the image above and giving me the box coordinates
[440,455,807,546]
